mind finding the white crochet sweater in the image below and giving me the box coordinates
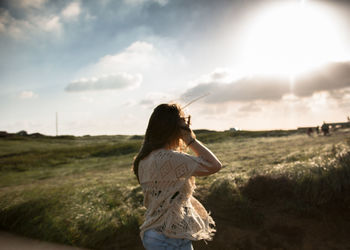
[138,149,216,241]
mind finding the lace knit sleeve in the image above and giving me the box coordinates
[169,151,210,179]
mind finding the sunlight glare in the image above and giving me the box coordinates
[237,2,347,77]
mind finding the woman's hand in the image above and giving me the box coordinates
[179,116,222,176]
[179,120,196,145]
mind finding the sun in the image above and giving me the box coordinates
[237,1,347,77]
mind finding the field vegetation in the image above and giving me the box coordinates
[0,129,350,249]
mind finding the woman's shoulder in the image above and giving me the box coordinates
[139,149,172,166]
[140,149,193,171]
[151,148,190,160]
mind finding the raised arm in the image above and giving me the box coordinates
[180,121,222,176]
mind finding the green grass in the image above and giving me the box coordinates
[0,129,350,249]
[194,129,297,144]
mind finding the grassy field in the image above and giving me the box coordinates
[0,129,350,249]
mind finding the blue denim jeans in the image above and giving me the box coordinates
[142,229,193,250]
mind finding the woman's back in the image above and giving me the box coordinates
[138,149,215,241]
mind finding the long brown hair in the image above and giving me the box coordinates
[133,103,184,183]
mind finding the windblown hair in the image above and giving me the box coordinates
[133,103,184,183]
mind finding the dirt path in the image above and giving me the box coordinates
[0,231,88,250]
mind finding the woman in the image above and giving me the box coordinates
[133,103,222,250]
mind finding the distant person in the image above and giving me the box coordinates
[316,126,320,134]
[133,103,222,250]
[321,122,329,136]
[307,128,313,136]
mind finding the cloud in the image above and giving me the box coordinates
[187,68,235,87]
[40,15,62,32]
[96,41,155,71]
[13,0,47,9]
[238,103,262,113]
[84,12,96,21]
[123,0,169,6]
[65,73,142,92]
[182,62,350,104]
[79,41,166,77]
[210,68,232,81]
[0,8,62,39]
[338,92,350,109]
[19,90,38,99]
[182,74,290,103]
[293,62,350,97]
[139,92,174,108]
[0,9,29,39]
[61,2,81,21]
[0,0,84,40]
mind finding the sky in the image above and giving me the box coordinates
[1,0,350,135]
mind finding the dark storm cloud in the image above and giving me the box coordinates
[181,62,350,103]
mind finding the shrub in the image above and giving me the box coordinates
[205,178,264,229]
